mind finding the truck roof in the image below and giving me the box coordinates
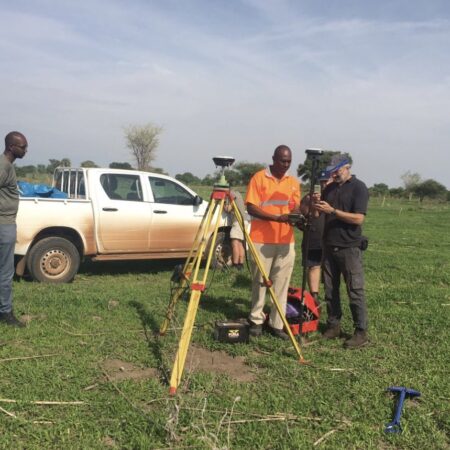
[55,167,199,197]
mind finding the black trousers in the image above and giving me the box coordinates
[322,245,368,331]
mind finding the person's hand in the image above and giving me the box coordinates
[315,201,334,215]
[277,214,290,223]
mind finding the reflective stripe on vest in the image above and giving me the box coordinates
[260,200,290,207]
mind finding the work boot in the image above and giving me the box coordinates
[267,326,290,341]
[0,311,26,328]
[248,321,262,337]
[322,324,341,339]
[344,329,368,349]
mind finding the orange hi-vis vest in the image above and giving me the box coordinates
[245,168,301,244]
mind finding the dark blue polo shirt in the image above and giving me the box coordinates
[322,176,369,248]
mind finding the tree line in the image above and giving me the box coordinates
[296,151,448,202]
[16,157,449,202]
[15,159,135,177]
[14,123,449,202]
[369,174,449,202]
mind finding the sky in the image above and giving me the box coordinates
[1,0,449,188]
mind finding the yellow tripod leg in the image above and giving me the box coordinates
[202,196,226,275]
[159,198,217,335]
[187,196,224,286]
[230,199,307,363]
[266,284,307,363]
[182,198,215,269]
[159,270,191,335]
[169,289,202,395]
[168,196,226,394]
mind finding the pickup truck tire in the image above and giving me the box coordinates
[26,237,80,283]
[210,231,232,269]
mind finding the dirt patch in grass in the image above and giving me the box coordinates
[185,345,256,382]
[102,359,159,382]
[102,345,255,383]
[20,313,47,324]
[102,436,117,448]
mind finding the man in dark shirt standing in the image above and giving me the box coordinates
[0,131,28,327]
[314,154,369,349]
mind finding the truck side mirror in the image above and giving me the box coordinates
[193,195,203,206]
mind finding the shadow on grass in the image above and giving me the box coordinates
[199,294,249,319]
[16,258,186,283]
[79,258,185,277]
[128,299,171,385]
[231,272,252,288]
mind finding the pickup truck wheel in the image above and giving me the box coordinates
[26,237,80,283]
[210,231,232,269]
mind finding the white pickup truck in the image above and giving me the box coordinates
[15,168,231,283]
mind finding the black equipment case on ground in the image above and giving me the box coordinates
[214,319,250,343]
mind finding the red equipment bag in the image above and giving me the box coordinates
[285,287,320,335]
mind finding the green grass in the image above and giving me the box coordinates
[1,198,449,449]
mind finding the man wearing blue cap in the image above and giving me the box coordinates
[314,154,369,349]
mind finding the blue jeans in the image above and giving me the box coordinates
[0,224,16,314]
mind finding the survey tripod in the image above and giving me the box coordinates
[160,157,308,395]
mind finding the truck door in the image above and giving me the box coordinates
[96,173,151,253]
[148,176,205,252]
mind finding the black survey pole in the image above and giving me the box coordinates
[298,149,323,337]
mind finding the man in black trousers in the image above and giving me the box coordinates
[314,154,369,349]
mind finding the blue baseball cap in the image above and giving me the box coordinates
[318,170,329,181]
[325,154,350,173]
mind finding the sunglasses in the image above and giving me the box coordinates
[14,144,28,150]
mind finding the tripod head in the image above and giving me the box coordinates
[213,156,235,168]
[213,156,235,187]
[305,148,324,161]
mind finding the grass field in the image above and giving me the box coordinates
[1,197,449,449]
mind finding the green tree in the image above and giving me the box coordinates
[389,187,405,197]
[222,168,242,186]
[198,160,265,186]
[401,170,421,200]
[15,165,37,177]
[297,151,352,182]
[46,158,71,174]
[81,160,98,168]
[124,122,162,171]
[46,159,60,173]
[401,171,421,190]
[109,162,134,170]
[233,161,265,185]
[412,179,447,202]
[370,183,389,196]
[201,174,216,186]
[149,167,168,175]
[176,172,201,185]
